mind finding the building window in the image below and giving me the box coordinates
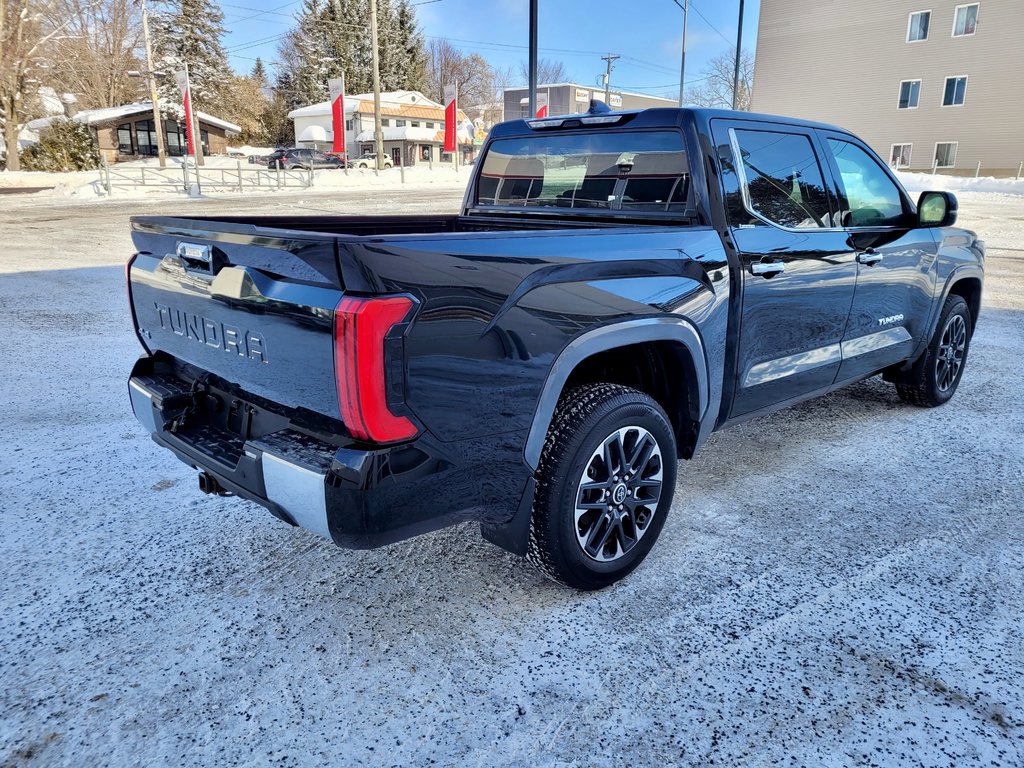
[345,119,353,131]
[907,10,930,41]
[411,121,420,127]
[381,118,390,127]
[952,3,979,36]
[898,80,921,109]
[116,123,133,155]
[890,144,913,168]
[135,119,156,156]
[426,122,435,128]
[396,119,406,127]
[934,142,958,168]
[942,76,968,106]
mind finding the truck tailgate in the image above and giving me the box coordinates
[128,217,344,420]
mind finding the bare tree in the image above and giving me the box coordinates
[43,0,144,110]
[1,0,77,171]
[424,38,494,109]
[686,48,754,111]
[518,57,568,85]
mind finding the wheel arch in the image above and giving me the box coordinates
[947,274,982,331]
[523,317,709,471]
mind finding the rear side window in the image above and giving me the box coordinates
[476,130,689,215]
[827,139,908,227]
[730,129,832,229]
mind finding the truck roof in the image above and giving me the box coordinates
[487,107,848,140]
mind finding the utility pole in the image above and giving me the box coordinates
[369,0,385,171]
[732,0,745,110]
[674,0,689,107]
[601,54,620,104]
[140,0,167,168]
[528,0,538,116]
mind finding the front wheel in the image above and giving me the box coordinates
[527,383,677,590]
[895,295,972,407]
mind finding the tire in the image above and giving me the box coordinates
[527,383,677,590]
[895,295,972,407]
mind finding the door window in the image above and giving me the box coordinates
[827,139,908,227]
[730,129,832,229]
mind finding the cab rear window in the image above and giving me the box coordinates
[476,131,689,216]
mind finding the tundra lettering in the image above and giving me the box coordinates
[154,302,268,362]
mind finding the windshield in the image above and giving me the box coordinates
[476,130,689,215]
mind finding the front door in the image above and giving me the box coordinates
[391,147,401,167]
[818,132,940,381]
[711,119,859,418]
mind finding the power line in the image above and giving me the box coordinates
[689,1,733,46]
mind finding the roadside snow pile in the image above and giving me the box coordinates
[897,171,1024,196]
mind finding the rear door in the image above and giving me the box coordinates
[711,118,858,417]
[817,132,939,381]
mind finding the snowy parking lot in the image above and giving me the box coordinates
[2,183,1023,766]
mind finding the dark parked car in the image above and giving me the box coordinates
[126,105,984,589]
[266,148,344,170]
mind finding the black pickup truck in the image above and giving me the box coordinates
[127,106,984,589]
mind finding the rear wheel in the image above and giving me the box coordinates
[895,295,972,407]
[527,383,677,590]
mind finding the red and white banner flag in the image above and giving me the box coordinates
[536,92,549,118]
[174,70,196,156]
[443,84,458,153]
[328,75,346,155]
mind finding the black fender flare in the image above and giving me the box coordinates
[522,316,710,471]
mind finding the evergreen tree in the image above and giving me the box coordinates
[251,57,268,87]
[151,0,233,115]
[283,0,426,105]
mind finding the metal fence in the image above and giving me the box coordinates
[98,159,316,194]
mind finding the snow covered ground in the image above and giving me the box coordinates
[1,188,1022,766]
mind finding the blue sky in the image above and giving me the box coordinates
[220,0,761,100]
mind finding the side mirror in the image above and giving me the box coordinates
[918,191,958,227]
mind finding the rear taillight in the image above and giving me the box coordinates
[333,295,418,443]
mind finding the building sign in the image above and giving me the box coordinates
[575,88,590,103]
[609,93,623,108]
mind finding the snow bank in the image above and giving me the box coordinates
[896,170,1024,196]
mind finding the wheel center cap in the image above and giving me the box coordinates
[612,483,628,505]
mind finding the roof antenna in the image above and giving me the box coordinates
[588,99,612,114]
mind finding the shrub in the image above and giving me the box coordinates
[20,119,101,172]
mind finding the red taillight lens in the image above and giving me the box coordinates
[334,295,418,443]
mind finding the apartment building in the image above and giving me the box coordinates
[752,0,1023,175]
[502,84,676,121]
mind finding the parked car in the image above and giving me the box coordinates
[352,152,393,169]
[226,147,247,158]
[250,148,285,165]
[126,105,984,590]
[266,148,344,170]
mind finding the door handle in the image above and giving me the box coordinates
[750,260,785,278]
[857,248,883,266]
